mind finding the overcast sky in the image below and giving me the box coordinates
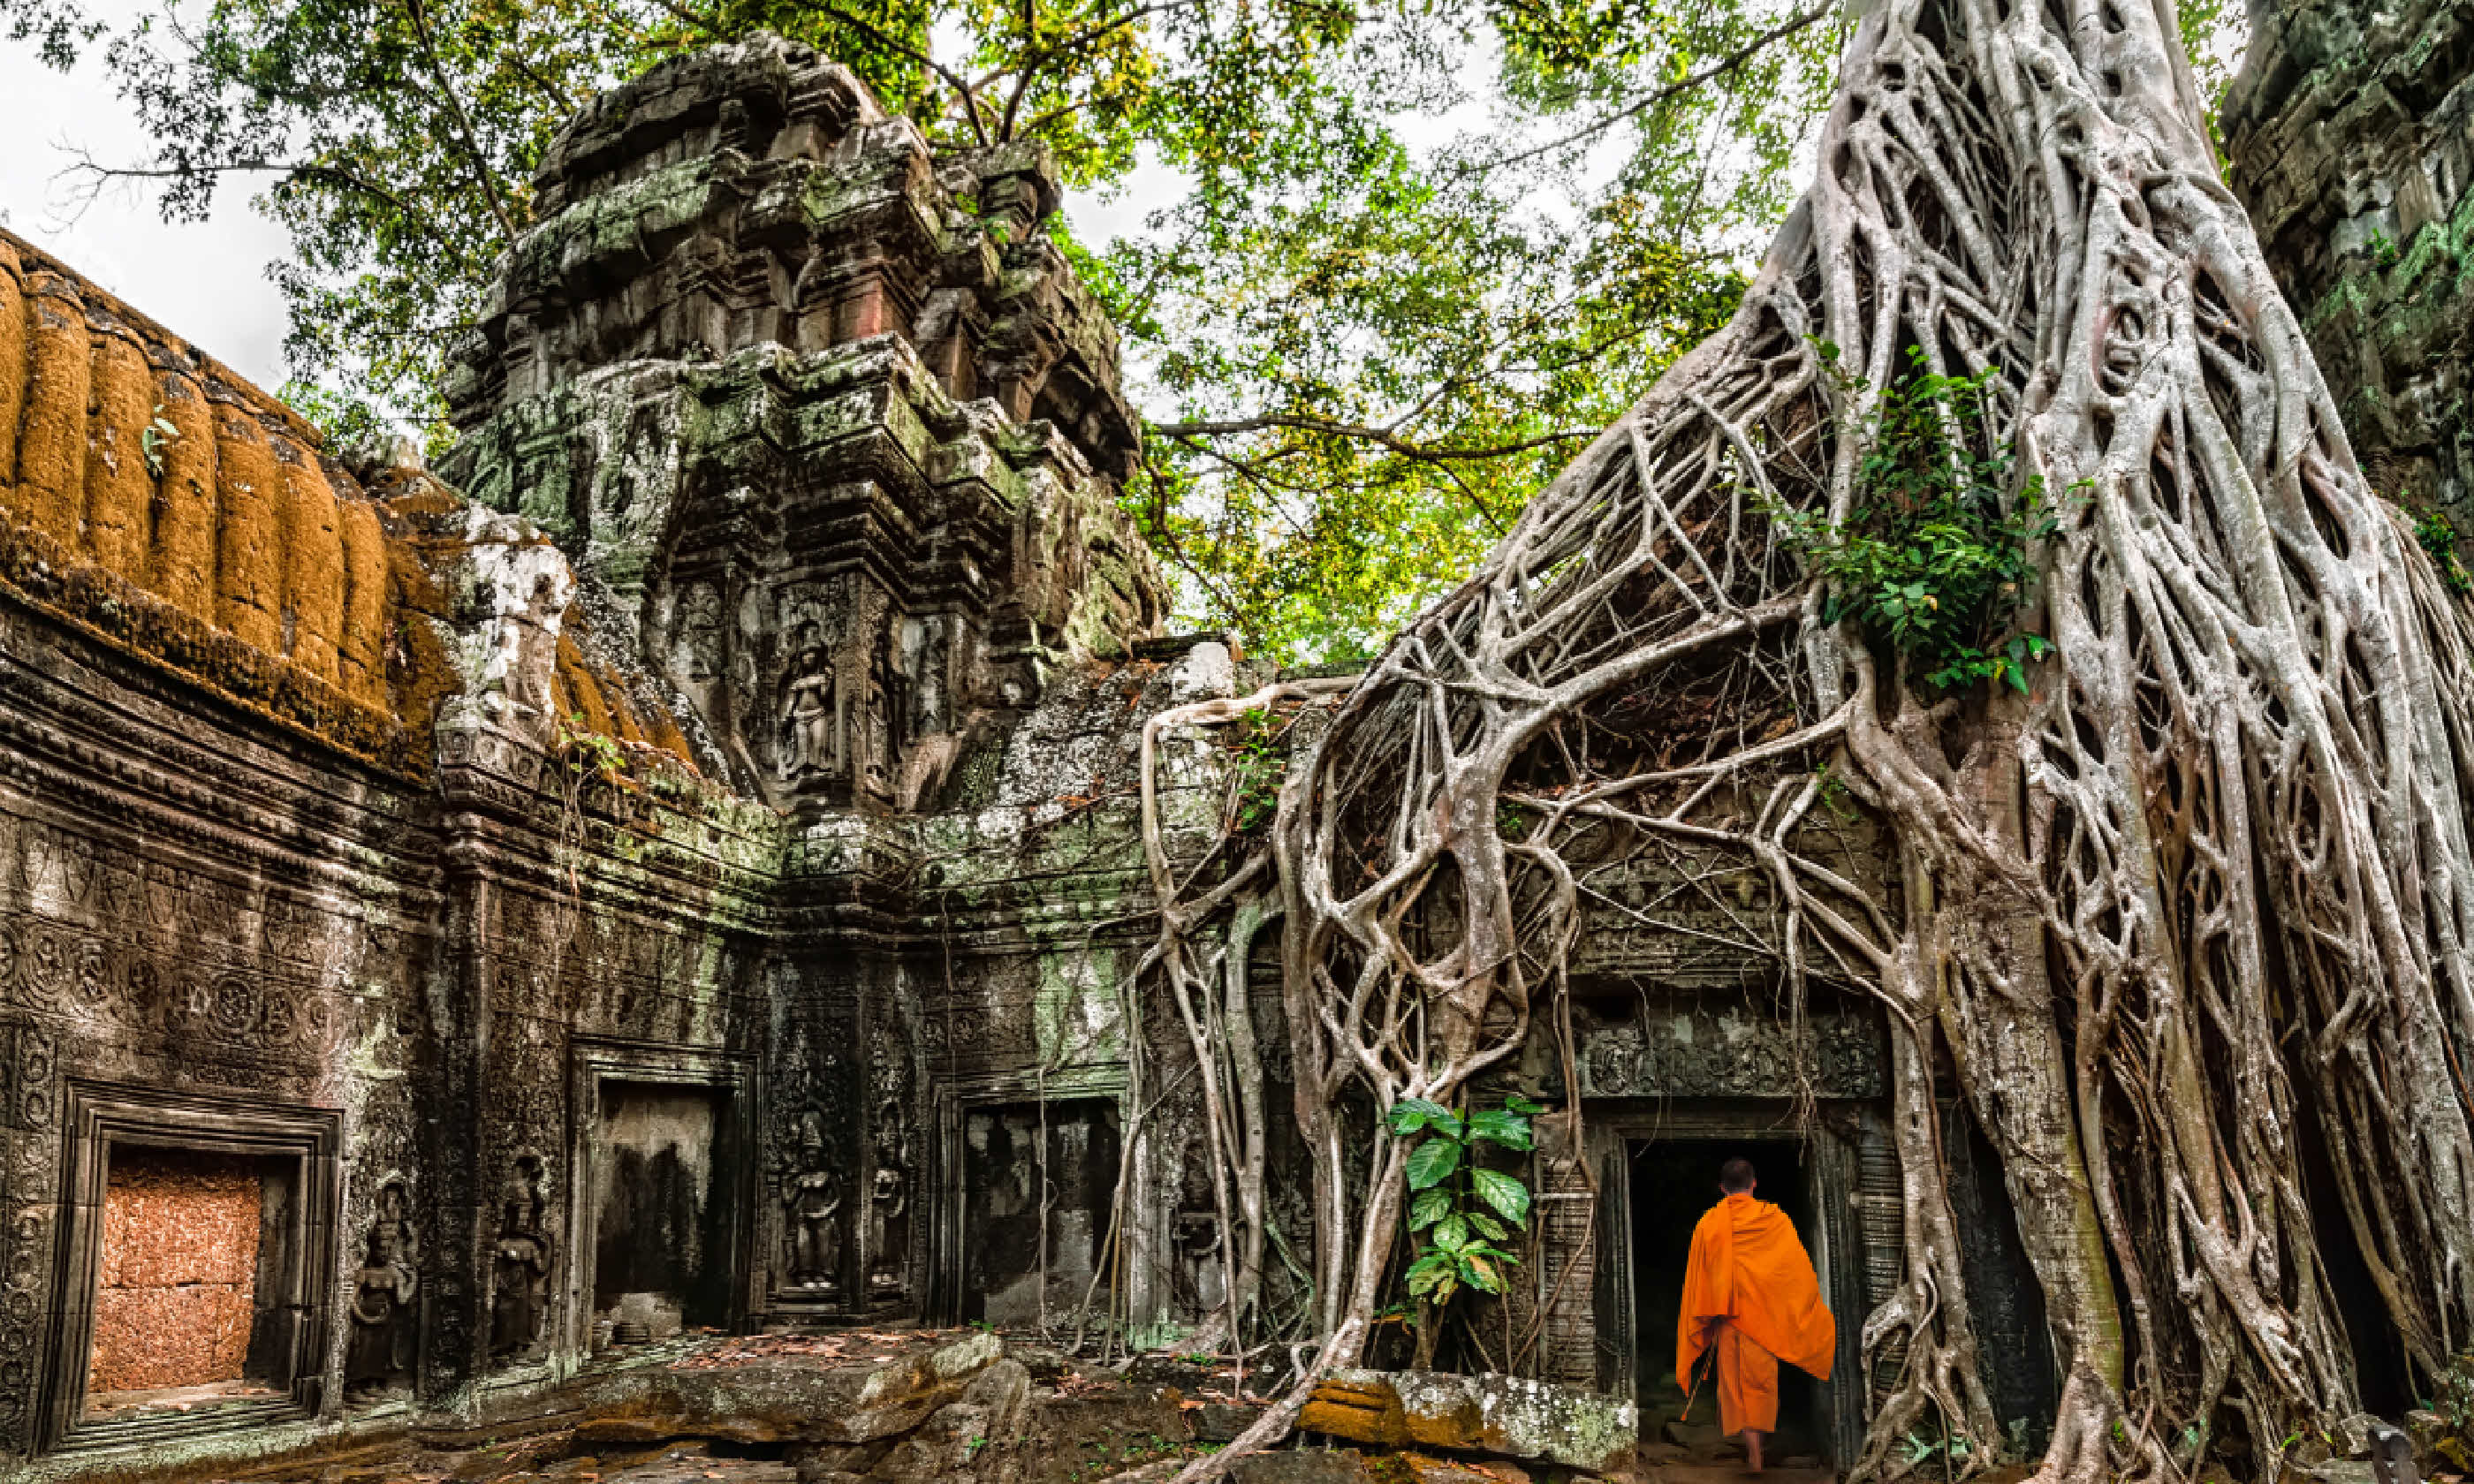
[0,10,298,390]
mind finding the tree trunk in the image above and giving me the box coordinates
[1260,0,2474,1472]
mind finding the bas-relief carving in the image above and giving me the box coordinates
[1574,996,1886,1099]
[782,1111,846,1295]
[776,628,845,784]
[489,1154,553,1363]
[0,1021,56,1452]
[347,1178,421,1395]
[865,1023,913,1304]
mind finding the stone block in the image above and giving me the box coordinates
[576,1333,1006,1445]
[1227,1448,1377,1484]
[1300,1370,1635,1473]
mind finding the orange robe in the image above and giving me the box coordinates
[1677,1192,1835,1435]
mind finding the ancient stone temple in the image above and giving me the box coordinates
[0,32,2058,1481]
[2224,0,2474,519]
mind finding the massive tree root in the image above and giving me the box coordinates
[1171,0,2474,1477]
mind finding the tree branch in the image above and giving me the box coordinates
[1475,2,1834,177]
[1150,413,1591,464]
[397,0,520,245]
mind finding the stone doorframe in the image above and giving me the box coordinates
[1581,1101,1871,1469]
[563,1038,759,1358]
[924,1068,1157,1330]
[39,1079,343,1456]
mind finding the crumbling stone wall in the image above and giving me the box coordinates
[0,231,398,711]
[0,31,1224,1480]
[2224,0,2474,517]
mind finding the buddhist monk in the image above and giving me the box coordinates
[1677,1157,1835,1473]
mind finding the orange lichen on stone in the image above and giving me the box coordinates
[555,631,616,738]
[648,711,694,761]
[373,479,462,734]
[336,495,390,706]
[274,434,345,684]
[0,244,24,498]
[16,274,91,545]
[82,324,155,579]
[148,366,220,620]
[213,397,285,653]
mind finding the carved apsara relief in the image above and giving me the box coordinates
[489,1153,553,1362]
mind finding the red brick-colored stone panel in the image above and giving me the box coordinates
[87,1149,262,1395]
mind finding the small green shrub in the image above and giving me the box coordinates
[1225,708,1286,833]
[1391,1094,1542,1307]
[556,714,626,784]
[1773,344,2062,693]
[2414,507,2473,595]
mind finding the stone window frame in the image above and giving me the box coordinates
[564,1037,760,1360]
[1580,1102,1871,1469]
[39,1079,343,1456]
[924,1069,1156,1330]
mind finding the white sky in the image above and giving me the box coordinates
[0,9,296,390]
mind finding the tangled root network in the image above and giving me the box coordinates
[1261,0,2474,1478]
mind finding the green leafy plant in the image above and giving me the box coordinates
[1772,343,2063,693]
[139,405,179,478]
[1224,708,1288,834]
[1391,1094,1542,1308]
[2416,508,2474,595]
[555,713,627,785]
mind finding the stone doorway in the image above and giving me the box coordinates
[42,1083,341,1455]
[1627,1136,1825,1467]
[1580,1103,1868,1472]
[86,1147,288,1415]
[591,1084,734,1339]
[568,1041,756,1358]
[957,1098,1120,1328]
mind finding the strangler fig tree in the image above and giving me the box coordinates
[1175,0,2474,1477]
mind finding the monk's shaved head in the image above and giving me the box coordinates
[1719,1157,1757,1192]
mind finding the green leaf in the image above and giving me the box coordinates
[1408,1189,1451,1230]
[1432,1215,1470,1252]
[1467,1109,1534,1150]
[1470,1168,1531,1224]
[1467,1211,1508,1242]
[1502,1094,1546,1116]
[1405,1137,1461,1191]
[1387,1097,1456,1139]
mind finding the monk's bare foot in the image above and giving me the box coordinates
[1744,1431,1764,1473]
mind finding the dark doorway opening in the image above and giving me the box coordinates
[2294,1090,2411,1418]
[1628,1137,1825,1465]
[593,1083,735,1337]
[960,1098,1121,1326]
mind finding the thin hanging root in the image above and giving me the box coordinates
[1135,0,2474,1476]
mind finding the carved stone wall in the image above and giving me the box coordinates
[2225,0,2474,519]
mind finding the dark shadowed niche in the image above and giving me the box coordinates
[960,1099,1121,1327]
[593,1084,734,1336]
